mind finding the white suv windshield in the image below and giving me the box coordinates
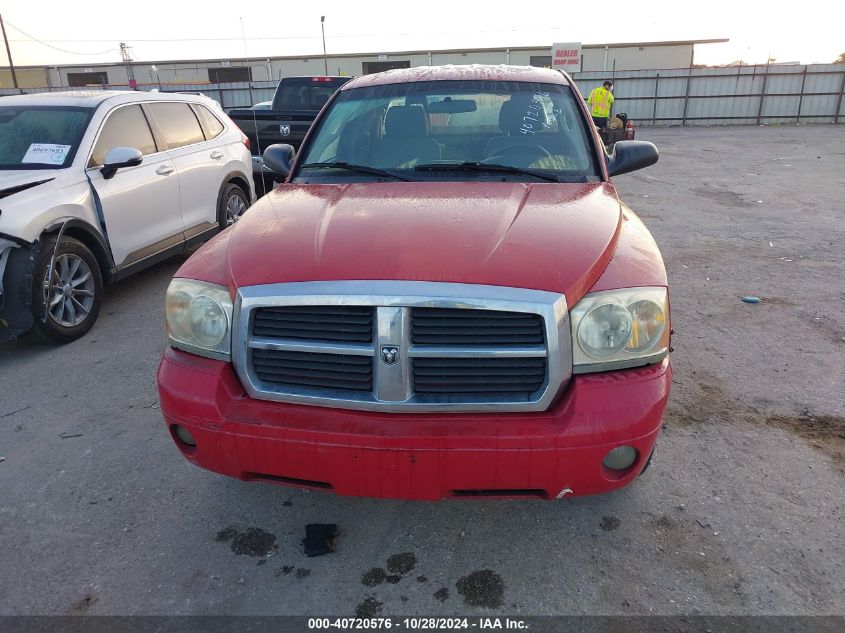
[295,80,599,183]
[0,106,92,169]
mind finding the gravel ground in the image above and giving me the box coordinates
[0,125,843,616]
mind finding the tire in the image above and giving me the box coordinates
[30,235,103,344]
[218,182,249,230]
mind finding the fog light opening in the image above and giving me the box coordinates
[172,424,197,449]
[603,445,638,471]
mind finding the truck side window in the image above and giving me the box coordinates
[89,104,157,168]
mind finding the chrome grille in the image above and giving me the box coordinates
[411,307,544,345]
[234,281,571,413]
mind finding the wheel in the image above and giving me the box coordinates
[30,235,103,344]
[218,183,249,230]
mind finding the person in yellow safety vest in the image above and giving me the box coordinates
[587,80,615,130]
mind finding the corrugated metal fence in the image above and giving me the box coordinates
[574,64,845,125]
[3,63,844,125]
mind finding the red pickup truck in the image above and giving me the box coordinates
[157,65,669,501]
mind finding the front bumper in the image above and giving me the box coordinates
[0,237,36,343]
[157,348,671,500]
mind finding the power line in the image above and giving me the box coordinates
[4,19,116,55]
[4,25,572,45]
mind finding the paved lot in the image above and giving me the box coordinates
[1,125,843,616]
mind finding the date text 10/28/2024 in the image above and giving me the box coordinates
[308,618,528,630]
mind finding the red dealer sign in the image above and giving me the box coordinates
[551,43,582,72]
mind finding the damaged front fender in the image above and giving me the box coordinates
[0,235,37,343]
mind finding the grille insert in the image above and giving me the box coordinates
[253,306,374,343]
[252,349,373,392]
[412,357,546,397]
[411,307,544,345]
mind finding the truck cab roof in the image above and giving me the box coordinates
[342,64,571,90]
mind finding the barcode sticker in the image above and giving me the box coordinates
[22,143,71,165]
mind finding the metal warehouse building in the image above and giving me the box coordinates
[1,39,727,89]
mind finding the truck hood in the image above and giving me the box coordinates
[223,182,622,302]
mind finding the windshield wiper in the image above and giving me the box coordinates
[414,161,560,183]
[299,162,413,182]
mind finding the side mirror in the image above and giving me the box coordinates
[262,144,295,179]
[606,141,659,177]
[101,147,143,179]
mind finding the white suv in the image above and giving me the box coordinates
[0,91,254,344]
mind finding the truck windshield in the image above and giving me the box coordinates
[294,80,600,183]
[272,78,350,111]
[0,106,92,170]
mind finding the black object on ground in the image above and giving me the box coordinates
[302,523,339,557]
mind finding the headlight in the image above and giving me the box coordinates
[165,279,233,361]
[570,287,669,373]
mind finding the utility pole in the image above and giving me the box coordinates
[120,42,136,89]
[0,13,20,91]
[321,16,328,75]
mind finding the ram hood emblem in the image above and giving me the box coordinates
[380,345,399,365]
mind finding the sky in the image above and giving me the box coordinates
[2,0,843,68]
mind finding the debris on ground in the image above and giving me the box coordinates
[59,432,84,439]
[741,296,761,304]
[302,523,339,557]
[0,405,32,419]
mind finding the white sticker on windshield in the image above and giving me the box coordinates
[22,143,71,165]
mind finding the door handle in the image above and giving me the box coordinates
[155,165,174,176]
[210,151,224,160]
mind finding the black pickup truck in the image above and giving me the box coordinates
[228,75,351,193]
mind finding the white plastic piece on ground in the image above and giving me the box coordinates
[556,488,574,499]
